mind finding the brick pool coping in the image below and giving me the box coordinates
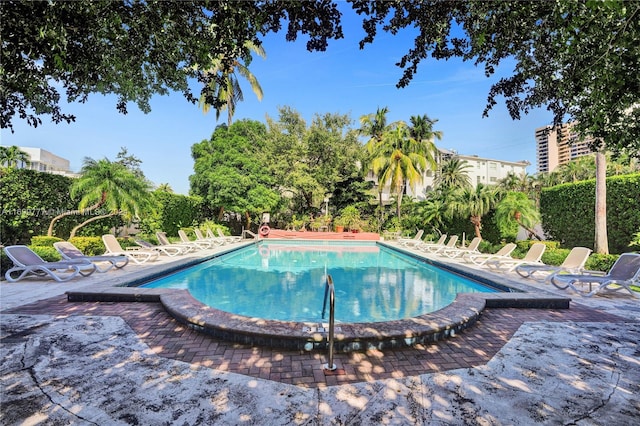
[65,240,571,352]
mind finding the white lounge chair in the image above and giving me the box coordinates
[3,245,96,282]
[516,247,593,282]
[215,228,243,243]
[440,237,482,259]
[102,234,160,264]
[422,235,458,254]
[54,241,129,273]
[464,243,517,266]
[178,230,213,249]
[242,229,259,240]
[156,231,198,252]
[134,238,187,257]
[398,230,424,247]
[551,252,640,297]
[485,243,547,272]
[417,234,447,251]
[194,228,225,246]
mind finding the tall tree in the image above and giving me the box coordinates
[408,114,442,145]
[358,107,390,144]
[156,183,173,193]
[434,157,472,194]
[408,113,440,190]
[190,120,280,228]
[359,107,394,218]
[368,122,433,219]
[198,42,266,126]
[498,172,522,192]
[262,107,363,217]
[115,146,145,179]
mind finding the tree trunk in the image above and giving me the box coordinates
[47,196,105,237]
[396,181,404,220]
[470,215,482,239]
[594,151,608,254]
[69,212,117,238]
[378,190,384,229]
[517,221,543,241]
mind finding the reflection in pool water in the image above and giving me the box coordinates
[143,241,496,323]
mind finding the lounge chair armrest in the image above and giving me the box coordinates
[581,269,607,276]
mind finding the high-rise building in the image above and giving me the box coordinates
[535,122,593,173]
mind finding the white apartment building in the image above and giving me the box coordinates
[535,123,593,173]
[367,147,530,202]
[16,146,78,177]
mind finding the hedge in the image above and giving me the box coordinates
[137,191,206,236]
[540,173,640,254]
[0,168,77,245]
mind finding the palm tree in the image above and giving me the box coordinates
[554,155,596,183]
[358,106,390,144]
[47,158,153,237]
[0,145,29,169]
[199,41,265,126]
[448,184,500,239]
[498,172,521,192]
[416,198,448,236]
[494,191,542,240]
[408,114,443,144]
[408,113,439,190]
[360,107,393,220]
[434,157,472,193]
[369,123,432,219]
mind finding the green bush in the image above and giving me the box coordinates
[515,240,560,251]
[30,246,62,262]
[477,240,503,254]
[540,248,571,266]
[114,236,138,250]
[1,251,12,274]
[68,236,106,256]
[629,231,640,251]
[584,253,618,272]
[198,219,230,236]
[30,236,63,247]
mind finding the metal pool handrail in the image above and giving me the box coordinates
[322,274,336,371]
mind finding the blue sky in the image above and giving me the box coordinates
[2,8,551,195]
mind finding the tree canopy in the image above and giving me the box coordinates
[5,0,639,159]
[190,120,280,226]
[1,0,343,131]
[350,0,640,156]
[189,109,366,226]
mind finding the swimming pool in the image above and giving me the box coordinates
[143,240,496,323]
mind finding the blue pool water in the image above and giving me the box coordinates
[143,241,496,323]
